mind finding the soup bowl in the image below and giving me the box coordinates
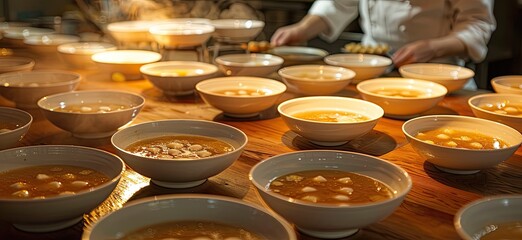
[3,27,55,47]
[140,61,219,96]
[0,70,81,108]
[491,75,522,94]
[196,76,287,118]
[0,107,32,150]
[215,53,284,77]
[468,93,522,132]
[0,145,124,232]
[107,20,160,44]
[210,19,265,43]
[399,63,475,92]
[0,56,35,73]
[23,34,80,55]
[402,115,522,174]
[111,119,248,188]
[37,90,145,139]
[324,53,392,83]
[149,22,215,48]
[356,78,448,118]
[57,42,117,69]
[278,64,355,95]
[91,50,162,81]
[278,96,384,146]
[249,150,412,239]
[455,195,522,240]
[82,194,296,240]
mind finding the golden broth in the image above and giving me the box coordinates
[371,88,426,98]
[476,221,522,240]
[479,102,522,116]
[53,102,131,113]
[293,110,370,123]
[415,128,509,150]
[216,88,272,97]
[0,122,18,133]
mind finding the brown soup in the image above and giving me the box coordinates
[371,88,425,98]
[269,170,393,205]
[476,221,522,240]
[479,102,522,116]
[125,135,234,160]
[215,88,272,97]
[0,122,19,133]
[0,165,110,199]
[293,110,370,123]
[53,102,131,113]
[415,128,509,150]
[121,220,264,240]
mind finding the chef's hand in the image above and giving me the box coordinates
[270,15,329,47]
[392,36,466,67]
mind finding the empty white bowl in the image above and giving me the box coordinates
[57,42,117,69]
[150,22,215,48]
[468,93,522,132]
[91,50,162,80]
[324,53,392,83]
[196,76,287,118]
[491,75,522,94]
[111,119,248,188]
[278,96,384,146]
[215,53,284,77]
[0,70,81,108]
[210,19,265,43]
[0,145,124,232]
[250,150,412,239]
[23,34,80,54]
[37,90,145,139]
[0,107,32,150]
[356,78,448,118]
[455,195,522,240]
[0,56,35,73]
[140,61,219,96]
[399,63,475,92]
[402,115,522,174]
[278,64,355,95]
[82,194,296,240]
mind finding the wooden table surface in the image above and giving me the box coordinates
[1,49,522,240]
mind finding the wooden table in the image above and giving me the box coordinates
[1,49,522,240]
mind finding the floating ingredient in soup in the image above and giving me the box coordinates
[126,135,234,160]
[371,88,426,98]
[269,170,393,205]
[479,101,522,116]
[0,122,18,133]
[475,221,522,240]
[216,88,272,97]
[293,110,370,123]
[53,102,131,113]
[121,220,264,240]
[0,165,110,199]
[415,128,509,150]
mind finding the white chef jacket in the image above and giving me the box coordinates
[309,0,496,65]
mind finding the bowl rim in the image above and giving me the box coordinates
[0,145,125,203]
[468,93,522,119]
[356,77,448,99]
[0,70,82,88]
[0,56,35,70]
[324,53,392,67]
[491,75,522,87]
[398,63,475,80]
[140,61,218,77]
[249,150,413,208]
[210,19,265,29]
[277,96,384,124]
[278,64,356,82]
[57,42,117,55]
[195,76,287,98]
[149,22,215,35]
[0,107,33,135]
[23,34,80,46]
[91,50,162,64]
[215,53,284,66]
[36,89,146,114]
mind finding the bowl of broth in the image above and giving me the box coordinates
[196,76,287,118]
[210,19,265,43]
[0,56,35,73]
[249,150,412,239]
[0,145,124,232]
[468,93,522,132]
[24,34,80,55]
[356,78,448,118]
[57,42,117,69]
[111,119,248,188]
[37,90,145,139]
[149,22,215,48]
[0,107,32,150]
[324,53,392,83]
[455,195,522,240]
[277,96,384,146]
[82,194,296,240]
[214,53,284,77]
[491,75,522,94]
[399,63,474,93]
[402,115,522,174]
[0,70,81,109]
[91,50,162,81]
[278,64,355,95]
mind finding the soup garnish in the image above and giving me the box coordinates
[53,102,131,113]
[216,88,272,97]
[269,170,393,205]
[371,88,426,98]
[475,221,522,240]
[479,101,522,116]
[293,110,370,123]
[415,128,509,150]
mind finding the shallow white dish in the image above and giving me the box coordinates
[399,63,474,92]
[324,53,392,83]
[149,22,215,48]
[210,19,264,43]
[91,50,162,80]
[57,42,117,69]
[468,93,522,133]
[491,75,522,94]
[24,34,80,54]
[278,64,355,95]
[214,53,284,77]
[269,46,328,62]
[0,107,32,150]
[0,56,35,73]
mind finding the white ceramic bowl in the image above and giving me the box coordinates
[82,194,296,240]
[111,119,248,188]
[150,22,214,48]
[399,63,475,92]
[57,42,117,69]
[3,27,55,46]
[402,115,522,174]
[278,96,384,146]
[269,46,328,63]
[468,93,522,132]
[215,53,284,77]
[324,53,392,83]
[278,64,355,95]
[106,20,161,43]
[140,61,219,96]
[250,150,412,239]
[356,78,448,118]
[23,34,80,54]
[0,56,35,73]
[0,107,32,149]
[91,50,162,80]
[455,195,522,240]
[196,76,287,118]
[210,19,265,43]
[491,75,522,94]
[37,90,145,139]
[0,145,124,232]
[0,70,81,108]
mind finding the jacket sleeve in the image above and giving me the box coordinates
[308,0,360,43]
